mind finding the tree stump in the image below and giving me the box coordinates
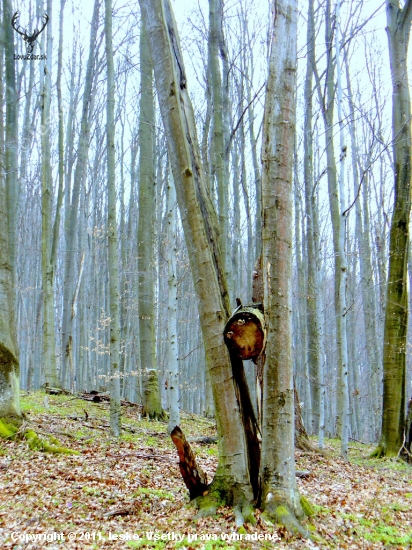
[223,303,266,361]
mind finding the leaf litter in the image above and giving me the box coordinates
[0,392,411,549]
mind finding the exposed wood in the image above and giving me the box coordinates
[223,304,265,361]
[170,426,208,499]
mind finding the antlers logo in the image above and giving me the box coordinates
[11,11,49,54]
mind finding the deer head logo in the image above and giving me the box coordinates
[11,11,49,55]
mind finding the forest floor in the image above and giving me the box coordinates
[0,392,411,549]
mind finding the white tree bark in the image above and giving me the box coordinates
[105,0,121,436]
[166,168,180,433]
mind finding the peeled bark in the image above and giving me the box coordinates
[171,427,208,499]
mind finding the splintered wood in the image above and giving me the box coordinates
[170,426,208,499]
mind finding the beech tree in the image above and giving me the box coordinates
[0,0,21,423]
[259,0,306,530]
[105,0,121,436]
[372,0,412,457]
[139,0,308,533]
[137,14,163,418]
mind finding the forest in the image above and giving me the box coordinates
[1,0,412,546]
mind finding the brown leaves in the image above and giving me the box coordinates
[1,394,411,549]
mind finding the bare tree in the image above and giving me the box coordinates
[105,0,121,436]
[372,0,412,458]
[137,14,163,418]
[259,0,306,533]
[0,0,21,423]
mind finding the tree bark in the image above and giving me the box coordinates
[259,0,306,533]
[208,0,232,304]
[41,0,59,389]
[373,0,412,457]
[166,169,180,433]
[137,15,163,419]
[0,0,21,421]
[139,0,253,509]
[105,0,121,436]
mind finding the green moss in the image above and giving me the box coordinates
[193,491,222,519]
[274,505,290,520]
[127,538,166,549]
[0,419,18,439]
[206,447,218,456]
[363,524,412,545]
[300,495,316,517]
[24,429,79,454]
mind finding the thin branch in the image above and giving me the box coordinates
[226,82,265,155]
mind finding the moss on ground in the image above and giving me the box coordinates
[0,417,78,454]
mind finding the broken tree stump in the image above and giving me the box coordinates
[170,426,208,499]
[223,303,266,361]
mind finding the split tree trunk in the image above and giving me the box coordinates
[139,0,254,508]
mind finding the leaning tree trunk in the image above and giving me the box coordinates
[139,0,255,514]
[372,0,412,457]
[259,0,306,535]
[208,0,232,305]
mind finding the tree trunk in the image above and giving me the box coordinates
[0,0,21,422]
[208,0,232,304]
[139,0,254,511]
[137,15,163,419]
[166,169,180,433]
[313,0,350,452]
[373,0,412,457]
[303,0,320,437]
[259,0,306,534]
[41,0,59,389]
[334,0,350,459]
[105,0,121,436]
